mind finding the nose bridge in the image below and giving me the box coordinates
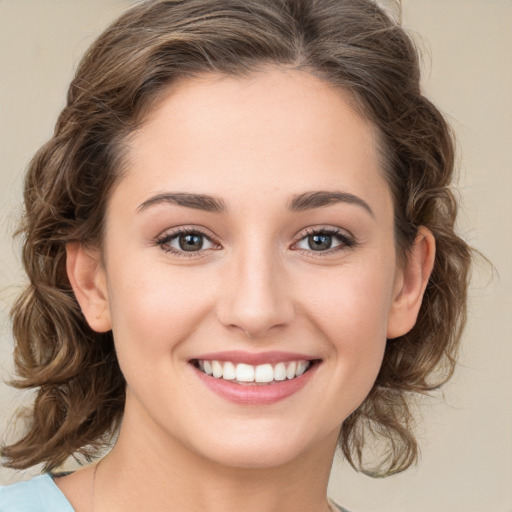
[217,234,293,338]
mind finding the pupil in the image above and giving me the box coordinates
[179,233,203,251]
[309,234,332,251]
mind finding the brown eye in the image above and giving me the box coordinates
[178,233,204,251]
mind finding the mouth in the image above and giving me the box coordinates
[192,359,316,385]
[189,351,320,404]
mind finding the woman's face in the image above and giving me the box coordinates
[79,68,411,469]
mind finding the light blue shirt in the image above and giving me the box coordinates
[0,474,74,512]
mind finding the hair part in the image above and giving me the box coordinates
[3,0,472,477]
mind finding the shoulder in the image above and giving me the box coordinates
[0,474,75,512]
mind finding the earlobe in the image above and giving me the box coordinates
[387,226,436,339]
[66,242,112,333]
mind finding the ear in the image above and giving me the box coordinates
[387,226,436,339]
[66,242,111,333]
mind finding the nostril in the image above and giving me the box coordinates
[217,298,294,339]
[225,321,288,339]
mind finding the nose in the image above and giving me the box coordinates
[215,245,294,339]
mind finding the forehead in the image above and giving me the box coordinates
[117,67,391,217]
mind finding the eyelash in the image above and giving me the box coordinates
[291,227,357,255]
[156,227,220,258]
[155,226,356,258]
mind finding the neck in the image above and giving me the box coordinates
[95,397,339,512]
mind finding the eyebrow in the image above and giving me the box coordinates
[137,192,226,213]
[288,190,375,218]
[137,190,374,217]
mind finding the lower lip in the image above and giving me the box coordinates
[192,363,318,405]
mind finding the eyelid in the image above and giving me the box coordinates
[155,226,222,256]
[154,224,356,258]
[290,226,357,253]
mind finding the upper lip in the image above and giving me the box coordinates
[190,350,319,366]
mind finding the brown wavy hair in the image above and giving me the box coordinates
[2,0,472,476]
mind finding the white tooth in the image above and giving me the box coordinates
[296,361,309,376]
[255,364,274,383]
[222,361,236,380]
[286,361,297,380]
[212,360,223,378]
[236,363,255,382]
[203,360,213,376]
[274,362,286,381]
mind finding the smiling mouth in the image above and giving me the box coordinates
[192,359,317,385]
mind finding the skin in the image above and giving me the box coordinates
[60,67,435,512]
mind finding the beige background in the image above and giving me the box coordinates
[0,1,511,510]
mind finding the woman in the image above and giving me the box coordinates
[0,0,471,511]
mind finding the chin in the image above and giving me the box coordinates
[202,443,310,470]
[188,420,337,471]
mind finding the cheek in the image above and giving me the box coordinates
[295,259,394,378]
[300,260,394,333]
[105,258,217,360]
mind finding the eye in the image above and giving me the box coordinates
[293,228,355,253]
[156,229,217,255]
